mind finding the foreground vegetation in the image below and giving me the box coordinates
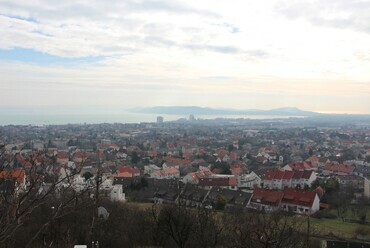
[1,195,320,248]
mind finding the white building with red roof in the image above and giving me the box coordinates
[263,169,316,190]
[281,188,320,214]
[56,152,69,165]
[249,188,284,212]
[248,188,320,215]
[237,171,262,189]
[322,163,355,176]
[150,167,180,179]
[292,170,316,188]
[283,161,317,171]
[198,175,238,190]
[182,169,213,184]
[116,166,140,177]
[0,169,26,191]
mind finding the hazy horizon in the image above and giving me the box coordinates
[1,0,370,114]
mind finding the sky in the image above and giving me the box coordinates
[1,0,370,115]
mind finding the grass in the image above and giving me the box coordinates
[310,217,370,240]
[127,201,370,241]
[126,201,154,210]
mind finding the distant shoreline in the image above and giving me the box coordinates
[0,112,305,126]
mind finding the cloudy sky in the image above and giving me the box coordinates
[1,0,370,115]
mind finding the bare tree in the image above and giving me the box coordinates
[152,204,194,248]
[226,211,305,248]
[190,208,224,248]
[0,150,97,247]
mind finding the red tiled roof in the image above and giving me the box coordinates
[229,152,239,161]
[0,169,25,184]
[302,170,313,179]
[231,167,244,176]
[113,172,133,178]
[256,156,267,163]
[187,169,213,181]
[251,188,283,206]
[117,166,140,175]
[264,171,275,180]
[282,170,294,179]
[282,188,317,208]
[217,149,228,159]
[163,156,191,167]
[148,150,158,157]
[229,177,238,186]
[274,170,285,180]
[198,177,237,187]
[320,203,330,209]
[307,155,319,162]
[314,186,325,198]
[212,168,223,174]
[323,163,355,174]
[288,161,315,171]
[163,167,179,175]
[73,152,87,158]
[265,169,313,181]
[57,152,69,159]
[292,170,304,179]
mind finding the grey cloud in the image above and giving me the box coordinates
[143,36,242,54]
[245,50,268,57]
[142,36,270,58]
[125,0,220,18]
[144,36,177,47]
[185,44,240,54]
[276,0,370,34]
[211,22,241,34]
[0,0,221,59]
[0,0,220,22]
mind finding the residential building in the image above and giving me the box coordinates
[262,169,316,190]
[110,185,126,202]
[249,188,283,212]
[281,188,320,215]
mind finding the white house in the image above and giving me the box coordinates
[262,169,317,190]
[182,169,213,184]
[281,188,320,215]
[237,172,262,189]
[110,185,126,202]
[100,176,113,190]
[151,167,180,179]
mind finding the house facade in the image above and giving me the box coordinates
[263,169,316,190]
[249,188,283,212]
[281,188,320,215]
[237,171,261,189]
[110,185,126,202]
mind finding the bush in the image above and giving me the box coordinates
[311,210,337,219]
[354,226,369,238]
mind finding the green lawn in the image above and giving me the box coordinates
[126,201,370,241]
[310,217,370,240]
[126,201,155,210]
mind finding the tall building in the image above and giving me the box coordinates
[157,116,164,124]
[189,114,195,122]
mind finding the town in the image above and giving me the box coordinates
[1,117,370,247]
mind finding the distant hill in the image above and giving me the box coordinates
[130,106,321,117]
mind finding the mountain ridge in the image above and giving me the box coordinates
[130,106,321,117]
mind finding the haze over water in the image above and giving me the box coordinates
[0,113,302,125]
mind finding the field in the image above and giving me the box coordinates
[126,201,370,242]
[310,217,370,240]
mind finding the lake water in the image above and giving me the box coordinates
[0,112,303,125]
